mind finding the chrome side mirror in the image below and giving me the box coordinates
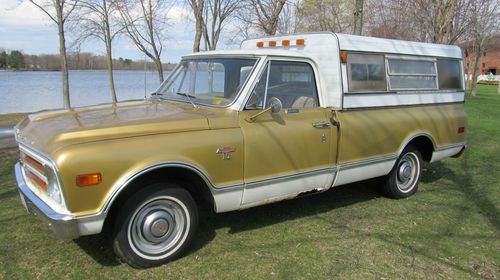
[268,97,282,114]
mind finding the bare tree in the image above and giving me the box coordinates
[366,0,472,44]
[186,0,205,52]
[75,0,123,103]
[467,0,500,97]
[28,0,79,108]
[117,0,169,82]
[295,0,354,33]
[353,0,363,35]
[201,0,240,50]
[238,0,287,36]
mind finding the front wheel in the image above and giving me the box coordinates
[111,183,198,268]
[382,145,423,199]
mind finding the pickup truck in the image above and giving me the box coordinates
[15,33,467,267]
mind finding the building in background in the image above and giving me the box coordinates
[461,35,500,76]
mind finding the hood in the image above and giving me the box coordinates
[16,100,212,154]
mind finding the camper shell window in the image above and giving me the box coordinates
[347,53,387,92]
[437,59,462,90]
[387,57,438,90]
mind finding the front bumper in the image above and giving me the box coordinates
[15,162,81,239]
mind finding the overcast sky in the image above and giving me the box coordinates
[0,0,228,63]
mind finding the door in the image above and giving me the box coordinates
[239,59,338,206]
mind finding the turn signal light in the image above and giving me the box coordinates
[296,39,305,45]
[76,173,102,187]
[269,41,277,47]
[282,39,290,46]
[341,51,348,63]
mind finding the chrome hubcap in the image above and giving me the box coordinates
[128,197,189,260]
[396,152,420,192]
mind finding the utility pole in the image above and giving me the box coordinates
[353,0,364,35]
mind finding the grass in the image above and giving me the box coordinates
[0,85,498,279]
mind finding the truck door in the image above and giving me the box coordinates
[238,59,338,207]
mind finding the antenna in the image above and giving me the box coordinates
[144,53,147,100]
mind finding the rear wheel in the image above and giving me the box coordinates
[111,183,198,268]
[382,145,423,199]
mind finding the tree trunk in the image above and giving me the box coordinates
[470,44,482,97]
[193,0,204,52]
[353,0,363,35]
[56,0,71,108]
[103,1,117,103]
[154,57,164,83]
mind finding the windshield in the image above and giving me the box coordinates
[155,58,258,107]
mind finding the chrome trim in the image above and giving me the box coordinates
[17,142,69,209]
[244,167,337,189]
[22,163,48,184]
[398,133,437,155]
[339,154,398,170]
[434,141,466,151]
[15,163,79,239]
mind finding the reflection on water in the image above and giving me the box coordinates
[0,70,164,114]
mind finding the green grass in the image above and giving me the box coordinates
[0,85,498,279]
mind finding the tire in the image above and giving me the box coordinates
[382,145,423,199]
[111,183,198,268]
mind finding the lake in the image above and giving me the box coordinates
[0,71,164,114]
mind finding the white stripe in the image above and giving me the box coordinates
[343,91,464,109]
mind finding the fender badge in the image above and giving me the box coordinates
[216,147,235,160]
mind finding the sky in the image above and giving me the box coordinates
[0,0,229,63]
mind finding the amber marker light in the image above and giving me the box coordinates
[282,39,290,46]
[296,38,305,45]
[341,51,348,63]
[76,173,102,187]
[269,41,277,47]
[256,41,264,48]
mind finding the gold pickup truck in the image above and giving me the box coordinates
[15,33,466,267]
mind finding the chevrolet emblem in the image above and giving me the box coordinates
[216,147,235,160]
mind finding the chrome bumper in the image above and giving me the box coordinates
[15,163,80,239]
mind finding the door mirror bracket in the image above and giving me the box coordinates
[246,97,283,123]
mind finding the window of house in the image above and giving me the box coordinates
[347,53,386,92]
[437,59,462,90]
[387,58,438,90]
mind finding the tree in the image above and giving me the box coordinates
[468,0,500,97]
[186,0,205,52]
[353,0,363,35]
[202,0,240,50]
[7,50,25,69]
[117,0,169,82]
[76,0,123,103]
[0,51,7,68]
[238,0,287,36]
[295,0,354,33]
[28,0,79,109]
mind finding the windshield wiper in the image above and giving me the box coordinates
[176,92,197,109]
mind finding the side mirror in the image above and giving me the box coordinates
[245,97,283,123]
[268,97,282,114]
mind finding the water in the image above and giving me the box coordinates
[0,70,164,114]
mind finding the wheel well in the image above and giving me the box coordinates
[103,167,215,232]
[407,136,434,162]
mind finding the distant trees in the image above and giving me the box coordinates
[0,50,25,69]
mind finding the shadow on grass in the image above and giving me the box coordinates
[74,178,381,267]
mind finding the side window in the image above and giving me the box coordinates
[387,58,438,90]
[246,61,319,109]
[347,53,386,92]
[437,59,462,90]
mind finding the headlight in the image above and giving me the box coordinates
[45,166,63,205]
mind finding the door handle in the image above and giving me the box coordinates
[312,121,332,128]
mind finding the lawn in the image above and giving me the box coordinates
[0,85,498,279]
